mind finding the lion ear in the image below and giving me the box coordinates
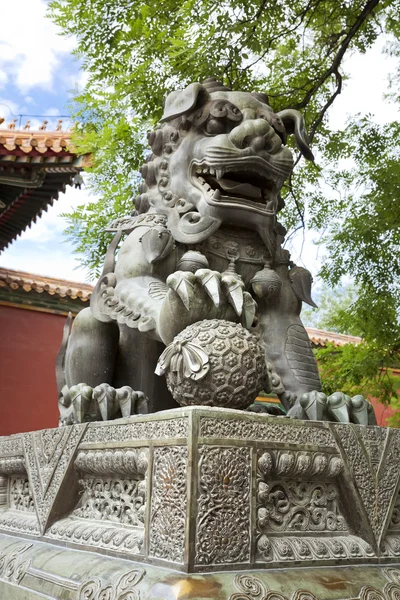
[161,83,208,122]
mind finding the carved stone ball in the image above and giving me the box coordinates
[160,319,269,409]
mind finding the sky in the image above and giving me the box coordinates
[0,0,398,283]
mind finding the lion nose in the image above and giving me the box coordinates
[228,118,276,151]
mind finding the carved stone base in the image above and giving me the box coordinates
[1,407,400,581]
[1,534,400,599]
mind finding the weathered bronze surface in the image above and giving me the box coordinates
[56,78,375,426]
[0,407,400,597]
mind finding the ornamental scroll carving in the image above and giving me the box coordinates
[256,534,373,563]
[77,568,145,600]
[73,478,146,528]
[9,477,35,513]
[256,452,346,537]
[228,568,400,600]
[149,446,188,563]
[46,517,144,554]
[75,448,149,477]
[195,446,251,565]
[255,449,356,563]
[0,543,32,586]
[257,480,347,535]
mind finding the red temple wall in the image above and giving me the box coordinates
[0,303,396,435]
[0,304,62,435]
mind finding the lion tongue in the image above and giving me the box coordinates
[218,178,261,199]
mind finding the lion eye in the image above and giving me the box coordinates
[205,118,226,135]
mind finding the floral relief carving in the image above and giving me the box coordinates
[73,477,146,528]
[0,436,23,457]
[83,418,188,444]
[149,446,188,563]
[199,418,336,447]
[9,477,35,513]
[389,490,400,531]
[195,446,251,565]
[0,477,7,508]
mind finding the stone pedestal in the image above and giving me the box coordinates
[1,407,400,598]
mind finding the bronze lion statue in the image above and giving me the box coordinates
[57,77,375,426]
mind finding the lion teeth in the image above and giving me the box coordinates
[216,169,223,180]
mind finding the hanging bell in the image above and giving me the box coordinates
[250,263,282,300]
[177,250,209,273]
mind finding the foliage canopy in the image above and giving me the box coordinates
[49,0,400,412]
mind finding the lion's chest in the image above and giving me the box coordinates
[195,226,268,286]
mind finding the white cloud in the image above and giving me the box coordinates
[0,95,73,131]
[45,107,61,116]
[0,97,19,122]
[0,0,77,93]
[329,38,399,129]
[0,244,91,282]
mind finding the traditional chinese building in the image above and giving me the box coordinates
[0,121,89,250]
[0,121,91,434]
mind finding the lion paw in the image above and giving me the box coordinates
[58,383,149,425]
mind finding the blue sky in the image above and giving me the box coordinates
[0,0,92,282]
[0,0,398,284]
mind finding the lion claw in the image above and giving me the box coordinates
[242,291,257,328]
[167,270,196,310]
[221,271,245,316]
[195,268,223,307]
[116,386,149,417]
[69,383,97,423]
[93,383,119,421]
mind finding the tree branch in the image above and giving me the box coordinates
[309,69,343,142]
[293,0,381,111]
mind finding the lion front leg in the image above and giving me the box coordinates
[59,308,149,425]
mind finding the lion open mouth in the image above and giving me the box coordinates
[193,160,281,213]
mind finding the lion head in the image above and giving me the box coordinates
[135,77,313,249]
